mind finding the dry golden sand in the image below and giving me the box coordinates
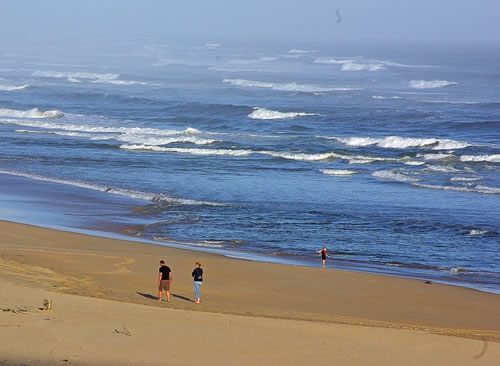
[0,220,499,365]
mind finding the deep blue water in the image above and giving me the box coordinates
[0,42,499,292]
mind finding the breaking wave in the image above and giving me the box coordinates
[409,80,458,89]
[372,170,419,183]
[0,108,64,119]
[372,95,402,100]
[341,62,385,71]
[32,70,152,86]
[90,78,158,86]
[0,118,200,136]
[32,70,119,80]
[313,58,386,70]
[262,151,338,161]
[413,183,500,195]
[0,169,224,206]
[320,169,357,176]
[450,176,481,182]
[120,145,253,157]
[248,107,318,120]
[459,154,500,163]
[469,229,495,236]
[333,136,469,150]
[117,135,216,146]
[288,49,317,54]
[223,79,357,93]
[0,84,29,91]
[314,58,353,65]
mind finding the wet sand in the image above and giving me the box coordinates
[1,220,499,365]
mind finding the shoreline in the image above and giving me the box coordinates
[1,171,498,295]
[0,220,499,342]
[4,217,498,297]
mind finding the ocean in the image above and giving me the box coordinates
[0,42,498,292]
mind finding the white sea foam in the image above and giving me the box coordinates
[0,169,223,206]
[91,78,158,86]
[121,145,253,157]
[320,169,357,176]
[403,161,426,166]
[372,170,419,183]
[0,84,29,91]
[0,118,199,136]
[459,154,500,163]
[67,77,82,83]
[341,62,385,71]
[408,80,458,89]
[33,70,119,80]
[248,107,318,120]
[469,229,490,236]
[0,108,64,119]
[314,58,354,65]
[315,58,386,71]
[334,136,468,150]
[205,43,221,48]
[262,151,338,161]
[15,129,161,143]
[450,267,468,275]
[372,95,402,100]
[413,183,500,194]
[223,79,357,93]
[288,49,317,54]
[348,158,377,164]
[117,134,216,146]
[450,176,481,182]
[154,237,225,248]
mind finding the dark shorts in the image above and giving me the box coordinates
[159,280,170,291]
[322,255,326,260]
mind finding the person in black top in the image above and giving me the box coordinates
[192,262,203,304]
[157,260,173,302]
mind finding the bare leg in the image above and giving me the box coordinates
[158,290,162,301]
[166,291,171,302]
[322,259,326,269]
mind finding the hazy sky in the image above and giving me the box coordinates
[1,0,499,46]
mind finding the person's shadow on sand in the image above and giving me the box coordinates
[136,292,194,303]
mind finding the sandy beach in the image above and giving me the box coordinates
[0,220,499,365]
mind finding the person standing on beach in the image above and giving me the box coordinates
[157,260,173,302]
[318,247,328,269]
[192,262,203,304]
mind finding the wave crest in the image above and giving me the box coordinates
[320,169,357,176]
[33,70,119,80]
[120,145,253,157]
[409,80,458,89]
[0,169,223,206]
[341,62,385,71]
[223,79,357,93]
[460,154,500,163]
[248,107,318,120]
[334,136,468,150]
[0,108,64,119]
[372,170,419,183]
[0,84,29,91]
